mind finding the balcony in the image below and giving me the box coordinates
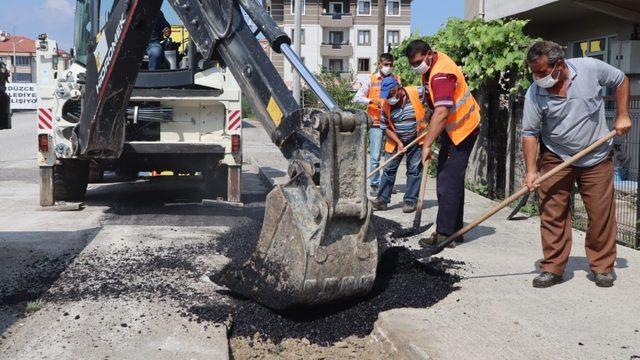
[320,42,353,57]
[319,13,354,28]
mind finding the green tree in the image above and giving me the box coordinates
[390,18,536,94]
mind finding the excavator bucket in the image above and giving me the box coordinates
[216,110,378,310]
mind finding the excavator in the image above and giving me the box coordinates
[68,0,377,310]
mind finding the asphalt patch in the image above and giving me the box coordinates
[7,213,462,347]
[192,216,463,345]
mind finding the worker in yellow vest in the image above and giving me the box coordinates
[404,40,482,247]
[370,77,427,213]
[353,53,401,197]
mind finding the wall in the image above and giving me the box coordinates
[481,0,558,20]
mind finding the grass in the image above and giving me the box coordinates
[24,299,46,314]
[464,180,489,198]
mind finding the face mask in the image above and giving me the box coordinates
[380,66,393,76]
[387,97,399,106]
[534,63,560,89]
[412,57,430,75]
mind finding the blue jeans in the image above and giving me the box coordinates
[147,41,163,70]
[377,142,423,204]
[369,126,384,187]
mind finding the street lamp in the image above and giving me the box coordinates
[12,39,25,80]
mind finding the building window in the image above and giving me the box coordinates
[358,58,370,73]
[328,59,344,72]
[329,31,344,44]
[12,72,32,82]
[290,0,305,15]
[291,28,305,45]
[329,1,344,14]
[15,56,31,67]
[357,0,371,15]
[358,30,371,45]
[387,0,400,16]
[387,30,400,45]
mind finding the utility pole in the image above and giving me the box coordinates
[377,0,385,58]
[292,0,302,104]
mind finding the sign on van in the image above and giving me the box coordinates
[7,83,37,110]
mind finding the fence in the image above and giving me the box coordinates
[572,96,640,248]
[466,88,640,249]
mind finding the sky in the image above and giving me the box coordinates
[0,0,464,51]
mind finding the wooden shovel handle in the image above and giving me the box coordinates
[435,130,616,251]
[367,131,429,179]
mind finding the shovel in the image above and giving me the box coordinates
[421,130,616,259]
[391,159,433,238]
[413,159,430,230]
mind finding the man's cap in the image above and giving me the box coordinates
[380,77,400,99]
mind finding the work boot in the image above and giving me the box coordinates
[371,198,388,211]
[532,272,563,288]
[402,201,417,213]
[594,272,614,287]
[419,232,446,248]
[369,185,379,198]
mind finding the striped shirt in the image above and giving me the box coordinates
[380,87,425,143]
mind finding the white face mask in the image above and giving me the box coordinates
[412,57,430,75]
[387,97,399,106]
[534,63,560,89]
[380,66,393,76]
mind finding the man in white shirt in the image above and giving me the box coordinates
[353,53,401,196]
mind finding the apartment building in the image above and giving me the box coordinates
[465,0,640,95]
[266,0,412,86]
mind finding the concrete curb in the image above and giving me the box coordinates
[245,153,288,188]
[371,311,432,360]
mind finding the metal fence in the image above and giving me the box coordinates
[572,96,640,249]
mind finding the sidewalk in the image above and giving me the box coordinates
[244,119,640,359]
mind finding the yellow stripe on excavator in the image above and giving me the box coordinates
[267,97,283,127]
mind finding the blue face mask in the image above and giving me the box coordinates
[387,97,399,106]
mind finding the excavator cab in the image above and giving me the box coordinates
[70,0,378,310]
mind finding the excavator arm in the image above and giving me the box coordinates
[76,0,377,310]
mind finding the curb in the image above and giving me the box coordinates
[246,153,288,188]
[371,312,432,360]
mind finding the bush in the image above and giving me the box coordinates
[390,17,537,94]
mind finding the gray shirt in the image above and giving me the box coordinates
[522,57,625,167]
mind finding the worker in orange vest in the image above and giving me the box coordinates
[370,77,427,213]
[404,40,482,247]
[353,53,401,197]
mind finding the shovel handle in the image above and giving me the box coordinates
[434,130,616,252]
[413,159,430,228]
[367,131,429,179]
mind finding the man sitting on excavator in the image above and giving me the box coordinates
[147,10,171,70]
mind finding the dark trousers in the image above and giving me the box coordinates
[436,133,477,236]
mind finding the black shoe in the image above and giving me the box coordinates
[594,272,614,287]
[419,232,446,248]
[532,272,563,288]
[369,186,379,198]
[402,201,417,213]
[371,198,388,211]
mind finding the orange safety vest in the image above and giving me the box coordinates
[382,86,427,153]
[367,73,401,127]
[423,52,481,145]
